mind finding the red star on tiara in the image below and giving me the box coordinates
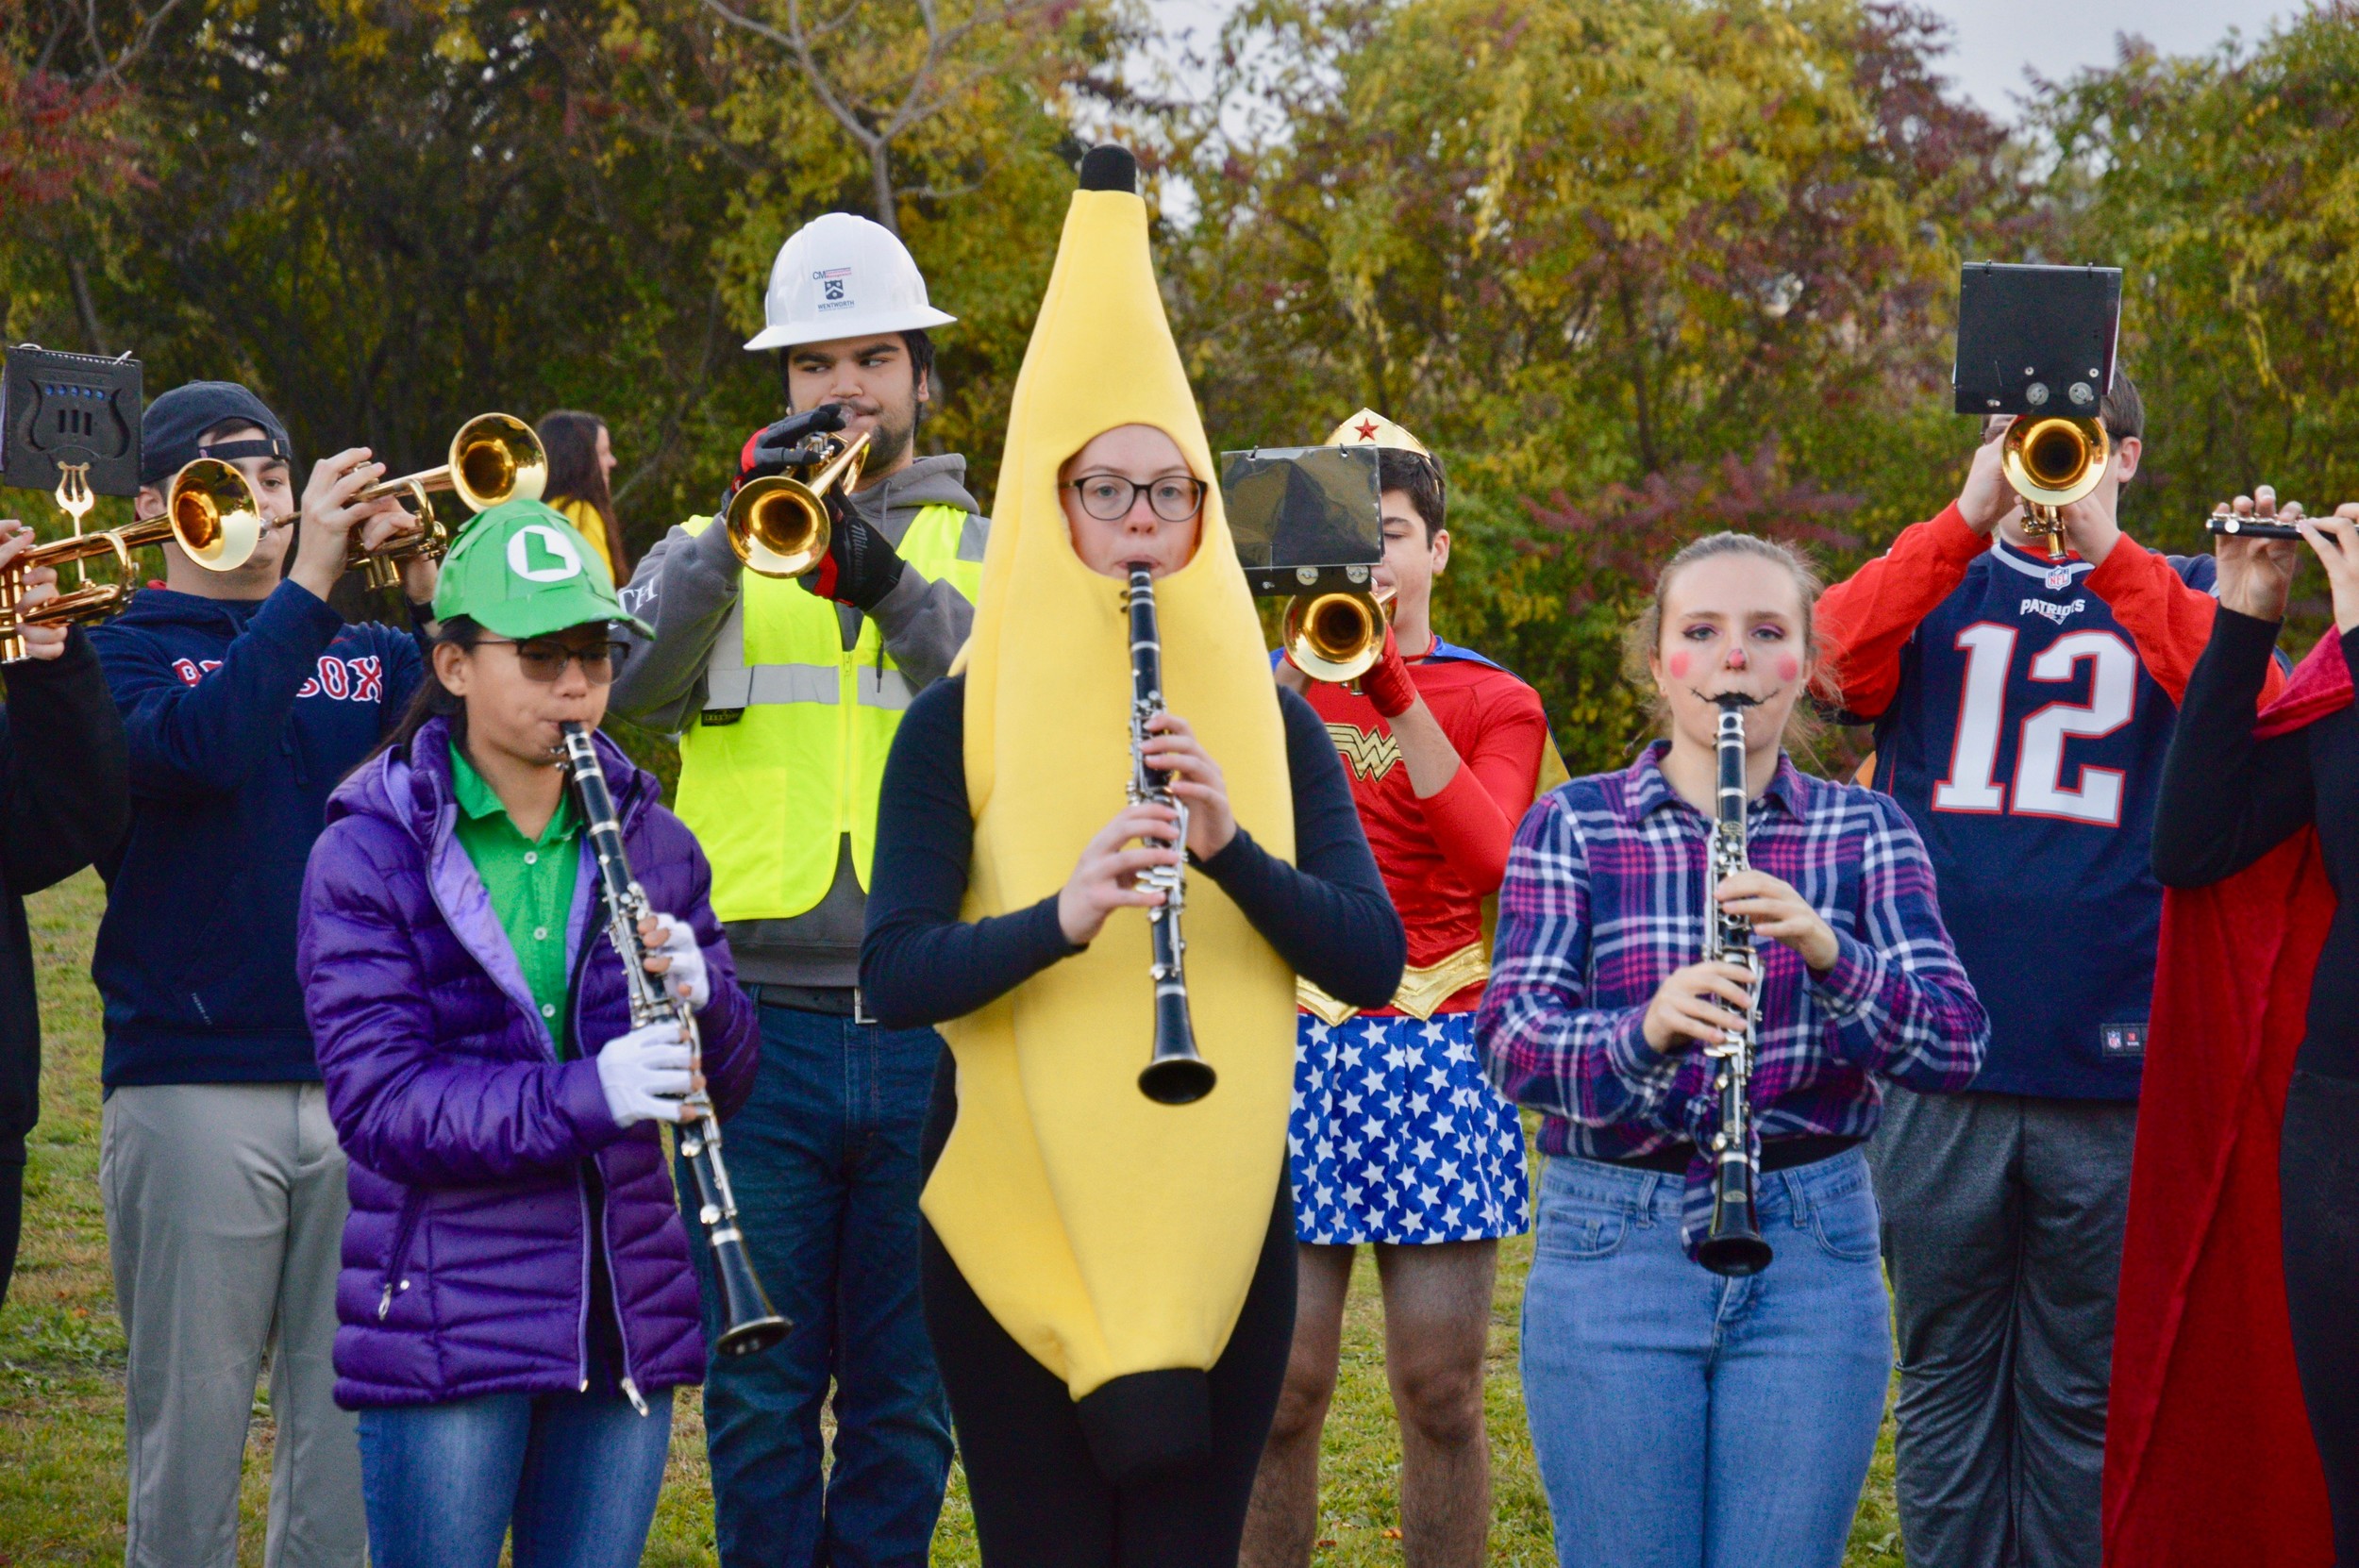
[1352,419,1380,441]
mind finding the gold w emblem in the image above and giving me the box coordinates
[1328,722,1400,783]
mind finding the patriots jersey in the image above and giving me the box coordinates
[1863,537,2216,1099]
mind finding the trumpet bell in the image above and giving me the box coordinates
[1283,588,1386,683]
[448,412,547,512]
[163,459,266,573]
[2002,415,2109,510]
[724,428,870,579]
[727,478,832,578]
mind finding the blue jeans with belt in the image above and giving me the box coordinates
[1519,1147,1893,1568]
[680,991,954,1567]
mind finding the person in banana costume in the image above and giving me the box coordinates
[860,144,1403,1563]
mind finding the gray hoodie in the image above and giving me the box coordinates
[611,452,988,990]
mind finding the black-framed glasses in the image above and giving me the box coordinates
[476,637,627,685]
[1067,474,1205,524]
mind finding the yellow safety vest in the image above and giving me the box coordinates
[675,503,985,924]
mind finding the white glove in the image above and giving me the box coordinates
[643,912,711,1010]
[595,1021,694,1128]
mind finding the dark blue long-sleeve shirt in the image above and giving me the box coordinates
[91,581,423,1088]
[861,676,1403,1029]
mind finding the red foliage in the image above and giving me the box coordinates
[0,55,144,208]
[1523,441,1865,610]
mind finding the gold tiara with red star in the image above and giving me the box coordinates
[1326,408,1432,459]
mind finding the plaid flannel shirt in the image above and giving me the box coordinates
[1477,742,1988,1248]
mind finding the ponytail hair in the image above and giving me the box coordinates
[379,615,483,762]
[1620,532,1825,748]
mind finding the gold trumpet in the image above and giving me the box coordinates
[726,430,871,578]
[0,458,265,660]
[1282,582,1396,683]
[2002,414,2110,561]
[345,412,547,588]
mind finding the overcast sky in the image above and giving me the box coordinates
[1139,0,2309,123]
[1923,0,2300,115]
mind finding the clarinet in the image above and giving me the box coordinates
[1125,565,1216,1105]
[560,723,790,1355]
[1696,695,1775,1276]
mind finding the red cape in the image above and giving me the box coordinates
[2104,630,2353,1568]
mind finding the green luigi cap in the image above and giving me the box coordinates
[430,499,652,640]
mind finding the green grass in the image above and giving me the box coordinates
[0,870,1906,1564]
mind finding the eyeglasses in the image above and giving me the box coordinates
[1067,474,1206,524]
[476,637,627,685]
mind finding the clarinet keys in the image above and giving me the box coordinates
[1697,695,1774,1278]
[1125,564,1218,1106]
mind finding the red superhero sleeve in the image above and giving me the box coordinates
[1416,680,1548,895]
[1815,504,1989,721]
[2083,538,2288,709]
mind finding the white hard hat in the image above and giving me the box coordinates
[745,212,957,352]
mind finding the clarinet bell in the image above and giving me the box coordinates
[709,1238,791,1357]
[1137,991,1215,1105]
[1697,1189,1774,1277]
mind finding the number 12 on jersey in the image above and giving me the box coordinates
[1932,623,2138,826]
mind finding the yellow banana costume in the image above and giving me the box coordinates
[925,150,1297,1427]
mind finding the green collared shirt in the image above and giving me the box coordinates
[449,742,582,1055]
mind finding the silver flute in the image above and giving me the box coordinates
[1696,695,1773,1276]
[560,722,789,1355]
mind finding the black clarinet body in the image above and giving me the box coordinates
[1697,696,1774,1276]
[560,723,790,1356]
[1125,565,1216,1106]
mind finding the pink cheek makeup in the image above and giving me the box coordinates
[1667,650,1692,679]
[1778,654,1800,682]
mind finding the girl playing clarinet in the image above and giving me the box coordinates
[295,500,758,1568]
[1476,532,1989,1568]
[859,145,1403,1566]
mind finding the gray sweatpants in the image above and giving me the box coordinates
[100,1083,366,1568]
[1866,1086,2137,1568]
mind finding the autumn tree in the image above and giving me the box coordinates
[1169,0,2029,769]
[2036,3,2359,580]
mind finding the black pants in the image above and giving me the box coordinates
[0,1158,20,1310]
[920,1188,1296,1568]
[2281,1068,2359,1564]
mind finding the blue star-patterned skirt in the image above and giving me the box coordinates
[1287,1009,1531,1245]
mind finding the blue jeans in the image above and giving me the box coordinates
[683,994,954,1567]
[1520,1149,1893,1568]
[356,1389,671,1568]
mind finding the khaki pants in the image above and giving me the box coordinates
[101,1082,366,1568]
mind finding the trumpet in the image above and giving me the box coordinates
[726,429,870,579]
[345,413,546,587]
[0,458,265,661]
[1281,582,1395,684]
[2001,414,2110,561]
[342,499,450,592]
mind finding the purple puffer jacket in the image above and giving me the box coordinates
[297,716,757,1410]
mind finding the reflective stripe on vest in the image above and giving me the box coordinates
[675,502,983,924]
